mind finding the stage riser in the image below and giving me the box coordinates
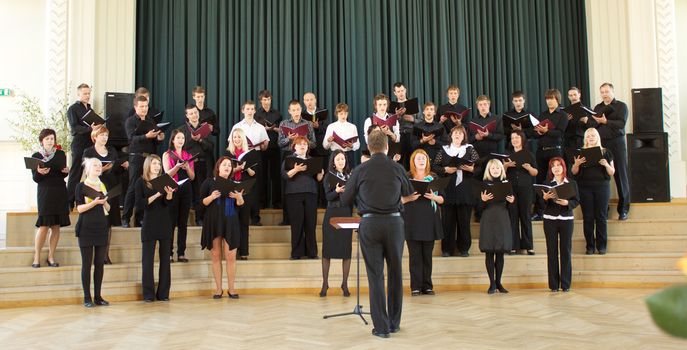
[5,220,686,248]
[2,236,686,267]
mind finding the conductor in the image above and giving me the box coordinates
[342,129,414,338]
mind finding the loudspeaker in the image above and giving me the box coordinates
[627,133,670,202]
[631,88,663,133]
[104,92,134,147]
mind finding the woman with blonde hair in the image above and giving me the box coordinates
[571,127,615,255]
[226,127,256,260]
[479,159,515,294]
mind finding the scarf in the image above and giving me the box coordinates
[423,174,439,212]
[84,178,109,216]
[38,145,56,162]
[443,144,470,186]
[233,148,244,181]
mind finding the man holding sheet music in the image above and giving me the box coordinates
[503,91,536,152]
[255,90,283,209]
[67,83,101,210]
[437,85,471,133]
[391,82,420,169]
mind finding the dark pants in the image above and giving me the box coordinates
[441,204,472,255]
[122,155,145,225]
[400,132,413,169]
[170,183,193,257]
[509,184,534,250]
[142,239,171,300]
[534,147,563,214]
[604,136,630,215]
[407,240,434,292]
[67,143,88,207]
[80,245,106,300]
[191,160,208,223]
[579,182,610,252]
[262,147,282,208]
[359,216,404,333]
[237,192,257,257]
[280,150,293,224]
[286,192,318,258]
[543,219,573,290]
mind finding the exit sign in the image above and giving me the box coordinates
[0,88,11,96]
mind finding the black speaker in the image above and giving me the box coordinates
[627,133,670,202]
[631,88,663,133]
[104,92,134,147]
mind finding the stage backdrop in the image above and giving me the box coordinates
[136,0,589,153]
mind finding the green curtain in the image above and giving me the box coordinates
[136,0,589,153]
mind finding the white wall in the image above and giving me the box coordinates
[677,0,687,164]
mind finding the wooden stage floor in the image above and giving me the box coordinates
[0,288,684,349]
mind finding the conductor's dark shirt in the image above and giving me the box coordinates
[341,153,414,215]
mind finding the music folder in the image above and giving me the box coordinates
[332,132,358,148]
[326,172,347,189]
[372,114,399,128]
[442,108,471,122]
[284,156,324,176]
[149,174,179,194]
[489,150,533,167]
[410,177,451,194]
[446,155,474,168]
[24,156,65,170]
[481,181,513,201]
[302,109,329,123]
[578,146,603,167]
[280,123,310,137]
[562,102,596,119]
[256,116,275,128]
[105,184,123,199]
[533,182,576,200]
[82,184,123,200]
[81,110,105,126]
[213,177,257,196]
[389,98,420,115]
[502,113,538,129]
[412,126,443,139]
[190,122,213,139]
[468,120,497,134]
[134,121,172,135]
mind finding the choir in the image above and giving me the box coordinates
[27,82,632,312]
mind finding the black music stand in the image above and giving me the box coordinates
[323,217,370,324]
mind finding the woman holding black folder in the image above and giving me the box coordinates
[432,125,479,257]
[402,149,444,296]
[320,150,353,297]
[283,136,325,259]
[540,156,579,292]
[74,158,110,307]
[135,155,174,302]
[162,130,195,263]
[571,128,615,255]
[503,130,538,255]
[226,128,256,260]
[83,126,128,264]
[479,159,514,294]
[31,128,70,268]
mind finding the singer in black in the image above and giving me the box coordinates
[341,129,414,338]
[412,102,447,162]
[437,85,470,133]
[67,83,98,209]
[255,90,283,209]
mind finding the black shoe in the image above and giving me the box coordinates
[496,285,509,293]
[459,251,470,257]
[487,286,497,294]
[144,298,154,303]
[618,212,629,221]
[289,256,300,260]
[411,290,421,296]
[121,222,130,228]
[84,299,95,308]
[177,256,189,263]
[527,250,535,256]
[228,293,239,299]
[213,291,223,299]
[508,250,517,255]
[239,256,248,261]
[157,297,169,301]
[279,221,290,226]
[94,298,109,306]
[31,263,40,268]
[372,329,390,338]
[104,257,112,265]
[390,327,400,333]
[308,256,319,259]
[251,222,263,226]
[319,285,328,297]
[341,285,351,297]
[550,289,559,292]
[441,252,450,257]
[422,289,435,295]
[562,288,570,292]
[46,259,59,267]
[531,213,543,221]
[598,249,607,255]
[585,249,595,255]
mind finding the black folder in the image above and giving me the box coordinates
[149,174,179,194]
[284,156,324,176]
[481,181,513,201]
[533,182,576,200]
[389,98,420,115]
[446,155,474,168]
[214,177,257,196]
[326,172,347,189]
[562,102,596,119]
[489,151,534,167]
[410,176,451,194]
[81,185,106,200]
[81,110,105,126]
[578,146,603,167]
[302,109,329,122]
[134,121,172,135]
[502,113,538,129]
[412,126,444,139]
[106,184,122,199]
[24,156,65,170]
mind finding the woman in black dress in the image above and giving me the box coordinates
[320,150,352,297]
[162,129,195,263]
[225,128,256,261]
[479,158,515,294]
[83,126,128,264]
[432,125,479,257]
[200,156,245,299]
[75,158,110,307]
[31,128,70,268]
[541,157,579,292]
[402,149,444,296]
[135,155,174,302]
[503,130,538,255]
[571,128,615,255]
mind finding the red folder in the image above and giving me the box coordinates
[280,123,310,137]
[372,114,399,128]
[190,123,212,139]
[332,132,358,148]
[468,120,497,133]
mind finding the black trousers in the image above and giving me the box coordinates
[359,216,404,333]
[407,240,434,292]
[262,147,282,208]
[534,147,563,214]
[604,136,630,215]
[543,219,573,290]
[67,143,88,207]
[579,182,610,252]
[191,160,208,223]
[237,191,257,257]
[122,155,145,224]
[141,239,171,300]
[280,150,293,225]
[170,183,193,257]
[441,204,472,255]
[286,192,318,258]
[400,131,413,169]
[509,184,534,250]
[80,245,107,300]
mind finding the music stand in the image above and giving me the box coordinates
[323,217,370,324]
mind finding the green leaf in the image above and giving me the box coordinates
[646,284,687,339]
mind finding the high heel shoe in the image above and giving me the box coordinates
[31,262,40,268]
[213,290,223,299]
[227,292,239,299]
[496,284,509,293]
[341,284,350,297]
[319,284,329,297]
[46,259,59,267]
[104,257,112,265]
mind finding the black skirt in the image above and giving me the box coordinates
[478,203,513,253]
[322,206,353,259]
[35,214,71,228]
[201,199,241,251]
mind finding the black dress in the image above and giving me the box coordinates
[83,146,124,226]
[32,150,70,227]
[200,177,241,250]
[134,178,173,242]
[74,182,109,247]
[322,172,353,259]
[478,180,513,253]
[402,176,444,242]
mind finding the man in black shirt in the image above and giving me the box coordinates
[255,90,283,209]
[503,90,536,152]
[192,86,220,163]
[341,129,414,338]
[437,85,470,133]
[67,83,101,209]
[127,87,162,123]
[121,96,164,227]
[587,83,630,220]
